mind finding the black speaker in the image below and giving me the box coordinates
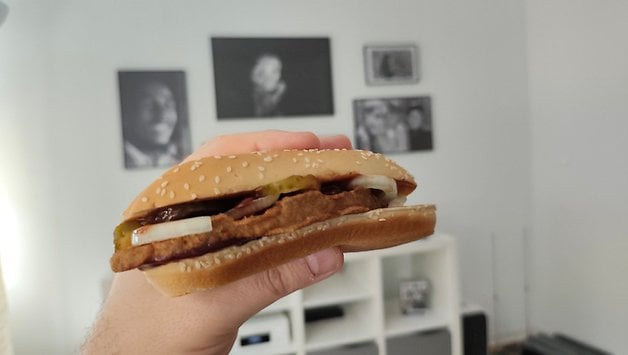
[462,311,488,355]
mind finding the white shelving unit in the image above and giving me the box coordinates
[232,233,461,355]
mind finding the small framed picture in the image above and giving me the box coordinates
[399,279,430,315]
[364,44,419,85]
[354,96,433,154]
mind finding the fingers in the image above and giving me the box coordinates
[319,134,353,150]
[185,130,352,162]
[184,130,321,162]
[197,248,344,325]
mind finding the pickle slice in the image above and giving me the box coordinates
[259,175,320,196]
[114,220,141,251]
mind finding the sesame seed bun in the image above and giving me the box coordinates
[143,205,436,297]
[123,149,417,222]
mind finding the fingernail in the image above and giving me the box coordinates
[306,248,343,277]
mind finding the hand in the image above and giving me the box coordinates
[83,130,351,355]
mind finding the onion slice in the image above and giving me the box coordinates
[348,175,399,202]
[132,216,213,246]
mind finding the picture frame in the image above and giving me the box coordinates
[211,37,334,119]
[399,278,430,315]
[363,44,419,85]
[353,96,433,154]
[118,70,192,170]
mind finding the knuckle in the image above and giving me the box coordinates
[262,266,293,298]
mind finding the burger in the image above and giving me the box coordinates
[110,149,436,296]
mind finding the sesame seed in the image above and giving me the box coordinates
[292,158,298,163]
[160,189,166,197]
[173,167,180,173]
[213,187,221,194]
[198,175,206,182]
[155,187,162,194]
[190,193,198,199]
[263,156,273,162]
[226,166,232,173]
[297,152,304,156]
[257,166,265,172]
[213,155,221,159]
[214,176,221,184]
[183,183,190,190]
[161,181,169,188]
[141,196,148,202]
[228,155,236,159]
[169,191,175,199]
[242,161,249,167]
[356,161,362,165]
[273,153,279,158]
[378,218,387,222]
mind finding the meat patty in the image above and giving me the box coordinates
[110,187,387,272]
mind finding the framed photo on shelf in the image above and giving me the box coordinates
[399,278,431,315]
[211,37,334,119]
[363,44,419,85]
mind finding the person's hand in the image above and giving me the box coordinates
[83,130,352,355]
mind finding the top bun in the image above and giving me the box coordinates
[123,149,416,221]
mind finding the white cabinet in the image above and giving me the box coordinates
[232,234,461,355]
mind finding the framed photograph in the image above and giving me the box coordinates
[363,44,419,85]
[354,96,433,154]
[118,70,192,170]
[399,279,430,315]
[211,37,334,119]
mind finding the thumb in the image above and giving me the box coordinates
[207,247,344,325]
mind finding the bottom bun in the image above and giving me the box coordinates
[143,204,436,297]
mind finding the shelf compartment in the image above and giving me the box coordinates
[303,272,371,309]
[303,258,375,309]
[383,298,449,337]
[304,301,377,352]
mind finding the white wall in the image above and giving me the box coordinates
[527,1,628,353]
[1,0,530,353]
[0,1,66,353]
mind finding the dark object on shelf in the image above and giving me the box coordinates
[307,341,378,355]
[304,305,344,323]
[463,310,488,355]
[387,328,451,355]
[522,333,612,355]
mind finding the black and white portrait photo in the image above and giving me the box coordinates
[354,96,433,154]
[211,37,334,119]
[364,44,419,85]
[118,70,192,169]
